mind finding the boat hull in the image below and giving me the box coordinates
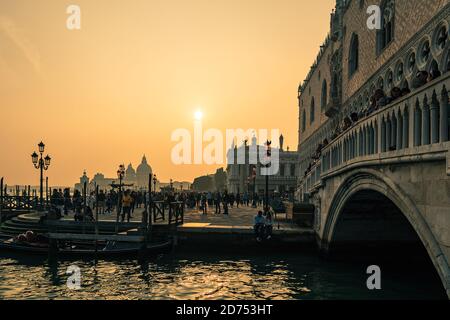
[0,239,173,258]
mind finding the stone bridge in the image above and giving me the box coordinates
[298,74,450,298]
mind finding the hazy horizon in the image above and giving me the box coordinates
[0,0,334,186]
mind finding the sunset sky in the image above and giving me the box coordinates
[0,0,334,186]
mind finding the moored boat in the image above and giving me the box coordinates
[0,237,173,257]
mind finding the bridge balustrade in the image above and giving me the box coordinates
[301,74,450,194]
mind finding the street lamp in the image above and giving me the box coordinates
[31,141,51,209]
[117,164,125,184]
[170,179,173,190]
[153,174,157,193]
[116,164,125,228]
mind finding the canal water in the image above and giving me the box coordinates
[0,250,446,300]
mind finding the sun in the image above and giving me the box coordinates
[194,110,203,120]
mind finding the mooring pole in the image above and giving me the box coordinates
[0,177,4,224]
[148,173,152,230]
[45,177,49,210]
[95,185,99,253]
[83,181,87,234]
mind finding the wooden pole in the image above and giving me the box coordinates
[0,177,3,224]
[115,178,122,234]
[147,173,156,230]
[45,177,49,210]
[83,181,87,234]
[95,185,99,253]
[27,185,31,208]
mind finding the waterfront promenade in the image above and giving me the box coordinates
[177,206,315,249]
[0,205,315,250]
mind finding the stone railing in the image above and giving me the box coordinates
[300,73,450,194]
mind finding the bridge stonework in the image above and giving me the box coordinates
[314,158,450,296]
[296,2,450,298]
[300,75,450,297]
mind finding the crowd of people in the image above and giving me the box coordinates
[47,188,148,222]
[45,188,283,224]
[185,191,267,215]
[303,67,445,178]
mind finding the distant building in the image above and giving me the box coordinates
[191,175,215,192]
[74,171,90,192]
[124,163,137,185]
[136,155,152,188]
[226,135,298,195]
[214,168,227,192]
[74,155,153,191]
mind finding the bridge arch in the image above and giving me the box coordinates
[322,168,449,295]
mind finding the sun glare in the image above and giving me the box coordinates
[194,110,203,120]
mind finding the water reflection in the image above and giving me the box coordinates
[0,251,446,300]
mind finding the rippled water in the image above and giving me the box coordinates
[0,251,446,300]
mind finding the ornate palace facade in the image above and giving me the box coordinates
[297,0,449,198]
[227,135,298,195]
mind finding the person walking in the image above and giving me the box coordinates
[215,191,222,214]
[201,193,207,215]
[222,191,229,215]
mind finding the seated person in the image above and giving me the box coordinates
[25,231,37,243]
[74,207,94,222]
[412,71,428,89]
[390,87,402,102]
[401,86,411,96]
[39,205,62,223]
[374,89,387,108]
[14,234,28,243]
[428,68,441,82]
[254,211,265,242]
[342,116,352,131]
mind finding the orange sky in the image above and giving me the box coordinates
[0,0,334,186]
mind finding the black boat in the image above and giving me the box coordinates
[0,237,173,257]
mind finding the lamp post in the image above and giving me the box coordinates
[31,141,51,210]
[264,140,272,213]
[153,174,157,193]
[116,164,125,230]
[170,179,173,190]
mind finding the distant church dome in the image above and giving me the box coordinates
[136,155,152,188]
[126,163,136,176]
[125,163,136,184]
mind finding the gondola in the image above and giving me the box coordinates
[0,237,173,257]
